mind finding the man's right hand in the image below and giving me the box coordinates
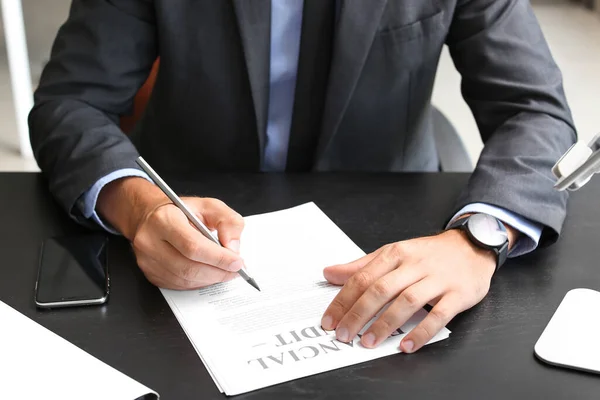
[97,177,245,290]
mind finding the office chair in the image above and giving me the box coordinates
[431,106,474,172]
[120,60,474,173]
[120,59,160,135]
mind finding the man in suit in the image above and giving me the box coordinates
[29,0,576,353]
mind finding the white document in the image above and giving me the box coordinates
[0,301,158,400]
[161,202,451,395]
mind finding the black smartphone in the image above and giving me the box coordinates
[34,234,110,308]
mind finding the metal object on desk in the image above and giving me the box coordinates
[553,133,600,191]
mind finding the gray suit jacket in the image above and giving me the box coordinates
[29,0,576,245]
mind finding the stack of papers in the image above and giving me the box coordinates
[0,301,157,400]
[161,203,450,395]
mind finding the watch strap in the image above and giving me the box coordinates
[497,241,508,270]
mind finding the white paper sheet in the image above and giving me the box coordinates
[161,202,450,395]
[0,301,158,400]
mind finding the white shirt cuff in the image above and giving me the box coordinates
[79,169,153,235]
[447,203,543,258]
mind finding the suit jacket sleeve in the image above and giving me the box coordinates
[28,0,157,225]
[446,0,577,246]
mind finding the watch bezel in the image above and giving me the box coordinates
[465,213,509,249]
[448,213,510,270]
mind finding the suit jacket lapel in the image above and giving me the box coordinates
[315,0,388,164]
[232,0,271,162]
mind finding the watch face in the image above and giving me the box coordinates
[466,214,508,248]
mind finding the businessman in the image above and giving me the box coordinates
[29,0,576,354]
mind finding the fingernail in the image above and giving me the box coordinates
[228,259,244,272]
[362,332,376,348]
[402,340,414,353]
[321,315,333,330]
[228,240,240,254]
[336,327,349,342]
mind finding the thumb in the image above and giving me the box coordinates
[186,198,245,254]
[323,249,380,285]
[214,214,244,255]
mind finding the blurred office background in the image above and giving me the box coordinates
[0,0,599,171]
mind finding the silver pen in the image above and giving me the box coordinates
[135,156,260,291]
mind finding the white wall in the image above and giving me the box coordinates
[432,2,600,163]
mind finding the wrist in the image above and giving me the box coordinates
[97,176,168,240]
[445,229,497,275]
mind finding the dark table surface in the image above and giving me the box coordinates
[1,172,599,399]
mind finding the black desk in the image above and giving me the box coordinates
[1,173,599,399]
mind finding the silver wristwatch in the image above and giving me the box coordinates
[447,213,509,271]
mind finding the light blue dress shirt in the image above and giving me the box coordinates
[80,0,542,257]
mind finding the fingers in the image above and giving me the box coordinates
[321,244,417,331]
[188,198,245,254]
[151,204,244,272]
[332,266,424,343]
[400,294,459,353]
[361,279,447,351]
[323,247,384,285]
[141,260,237,290]
[132,198,246,289]
[321,232,493,353]
[136,240,238,290]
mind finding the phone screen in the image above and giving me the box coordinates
[35,234,109,307]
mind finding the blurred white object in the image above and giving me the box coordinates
[535,288,600,375]
[0,300,158,399]
[553,133,600,191]
[1,0,34,158]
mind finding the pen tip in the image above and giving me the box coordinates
[247,278,261,292]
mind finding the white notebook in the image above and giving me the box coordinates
[0,301,158,400]
[535,288,600,375]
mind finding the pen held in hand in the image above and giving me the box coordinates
[135,156,261,291]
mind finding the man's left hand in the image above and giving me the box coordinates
[320,224,518,353]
